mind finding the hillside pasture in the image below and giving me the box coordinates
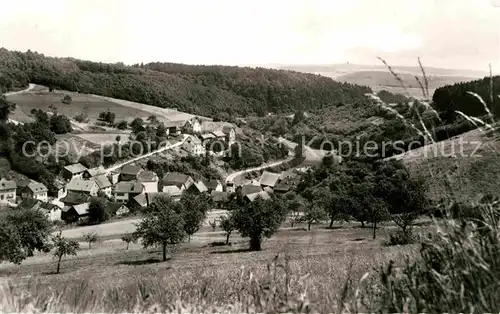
[386,125,500,202]
[75,132,131,146]
[0,224,416,312]
[6,91,155,123]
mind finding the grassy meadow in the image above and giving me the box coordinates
[0,222,418,312]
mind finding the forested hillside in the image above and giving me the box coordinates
[433,76,500,122]
[0,48,371,117]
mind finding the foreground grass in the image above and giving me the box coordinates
[0,225,415,312]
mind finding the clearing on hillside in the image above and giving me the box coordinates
[6,91,156,123]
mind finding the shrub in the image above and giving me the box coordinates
[61,95,72,104]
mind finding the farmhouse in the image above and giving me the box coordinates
[162,185,182,201]
[259,171,281,188]
[199,133,216,141]
[21,181,48,202]
[114,180,144,203]
[42,203,63,221]
[245,191,271,202]
[212,130,226,140]
[60,191,91,207]
[62,163,88,181]
[94,175,113,197]
[182,135,205,156]
[120,165,143,182]
[15,178,32,196]
[164,120,185,136]
[83,165,106,179]
[203,179,223,192]
[62,203,90,223]
[186,180,208,194]
[161,172,194,191]
[108,202,130,217]
[237,184,263,196]
[273,182,291,194]
[222,126,236,146]
[183,117,202,134]
[66,179,99,196]
[211,191,229,208]
[0,178,16,204]
[54,179,67,199]
[137,170,159,193]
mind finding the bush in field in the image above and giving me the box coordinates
[52,232,79,274]
[87,197,110,224]
[81,232,99,249]
[61,95,72,104]
[116,120,128,130]
[121,232,136,250]
[0,208,52,264]
[232,196,287,251]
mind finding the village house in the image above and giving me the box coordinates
[82,165,106,179]
[162,185,183,201]
[15,178,32,196]
[0,178,16,204]
[212,130,226,141]
[245,191,271,203]
[62,203,90,223]
[114,180,144,203]
[203,179,223,192]
[60,191,91,207]
[66,179,99,197]
[182,135,205,156]
[54,179,67,199]
[62,163,88,181]
[273,182,291,194]
[211,191,229,209]
[108,202,130,217]
[186,180,208,194]
[108,170,120,185]
[182,117,202,134]
[222,126,236,146]
[94,175,113,198]
[164,120,185,136]
[259,171,281,189]
[199,133,216,141]
[42,203,63,221]
[237,184,263,197]
[137,170,159,193]
[161,172,194,191]
[21,181,48,202]
[119,164,143,182]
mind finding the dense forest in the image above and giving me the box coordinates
[0,48,371,117]
[433,76,500,122]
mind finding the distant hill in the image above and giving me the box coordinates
[0,48,372,118]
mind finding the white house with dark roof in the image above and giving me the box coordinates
[164,120,185,136]
[222,126,236,146]
[162,185,183,201]
[186,180,208,194]
[203,179,223,192]
[161,172,194,191]
[21,181,48,202]
[182,135,205,156]
[114,180,144,203]
[62,163,88,181]
[66,178,99,197]
[0,178,16,204]
[62,202,90,223]
[183,117,202,134]
[137,170,159,193]
[120,165,143,182]
[94,175,113,197]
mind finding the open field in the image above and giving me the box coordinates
[6,91,157,124]
[386,125,500,202]
[75,132,131,146]
[0,223,417,312]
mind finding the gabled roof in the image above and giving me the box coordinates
[273,182,291,192]
[137,170,159,182]
[203,179,221,190]
[162,185,183,197]
[64,163,88,174]
[263,186,274,194]
[108,202,128,214]
[0,178,16,191]
[67,179,97,193]
[16,178,33,189]
[212,130,226,138]
[73,203,90,215]
[120,164,143,176]
[246,191,271,202]
[164,120,187,128]
[162,172,192,188]
[222,126,234,134]
[60,191,90,205]
[240,185,263,196]
[200,133,216,140]
[114,181,144,194]
[184,135,202,145]
[190,181,208,193]
[26,181,48,194]
[85,165,105,177]
[94,175,112,189]
[132,193,148,207]
[259,171,281,187]
[211,191,228,203]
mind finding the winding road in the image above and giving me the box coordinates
[4,83,36,125]
[225,156,294,185]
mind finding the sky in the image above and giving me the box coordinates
[1,0,499,71]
